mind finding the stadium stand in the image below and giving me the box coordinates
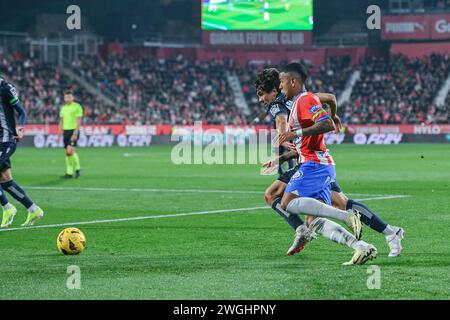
[0,52,448,125]
[344,54,450,124]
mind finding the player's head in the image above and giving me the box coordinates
[279,62,309,100]
[64,90,74,104]
[254,68,280,107]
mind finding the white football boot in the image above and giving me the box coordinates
[342,245,378,266]
[287,224,317,256]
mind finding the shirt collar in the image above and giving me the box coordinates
[292,88,307,104]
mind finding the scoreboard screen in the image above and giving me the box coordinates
[202,0,314,31]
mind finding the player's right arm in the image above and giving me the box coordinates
[58,115,63,135]
[261,150,298,174]
[58,109,64,143]
[275,114,287,133]
[270,103,295,150]
[274,114,295,151]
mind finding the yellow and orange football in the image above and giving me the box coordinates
[57,228,86,255]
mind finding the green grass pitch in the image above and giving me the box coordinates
[202,0,313,31]
[0,144,449,299]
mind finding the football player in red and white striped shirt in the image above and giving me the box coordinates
[276,62,377,265]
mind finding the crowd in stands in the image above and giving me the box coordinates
[0,53,108,124]
[238,55,353,125]
[0,52,448,126]
[345,54,450,124]
[72,54,246,125]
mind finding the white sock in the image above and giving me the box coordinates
[2,203,12,211]
[309,218,367,250]
[309,218,358,249]
[28,203,38,213]
[382,224,397,237]
[286,197,349,222]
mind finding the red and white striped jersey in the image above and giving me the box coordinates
[289,91,335,166]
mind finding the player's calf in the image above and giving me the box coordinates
[283,196,362,239]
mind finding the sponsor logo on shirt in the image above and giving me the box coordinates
[309,105,321,114]
[292,170,303,180]
[270,105,281,116]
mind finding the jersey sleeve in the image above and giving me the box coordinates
[76,104,83,118]
[3,83,20,106]
[268,103,288,120]
[299,94,330,123]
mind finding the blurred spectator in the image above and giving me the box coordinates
[344,54,450,124]
[72,54,246,125]
[0,52,448,125]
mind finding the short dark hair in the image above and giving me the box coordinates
[254,68,280,94]
[282,62,309,83]
[64,90,74,95]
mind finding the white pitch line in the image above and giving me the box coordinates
[227,4,287,15]
[0,195,411,233]
[25,186,263,194]
[344,193,403,197]
[24,186,407,199]
[353,195,410,201]
[0,206,270,233]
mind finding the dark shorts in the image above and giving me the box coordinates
[278,146,295,175]
[63,130,79,148]
[277,164,343,193]
[0,142,17,171]
[278,165,301,184]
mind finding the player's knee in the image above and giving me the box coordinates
[263,192,272,206]
[332,192,348,210]
[263,188,277,206]
[0,170,12,182]
[66,147,74,156]
[280,198,290,211]
[304,215,315,227]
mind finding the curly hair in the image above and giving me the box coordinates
[254,68,281,94]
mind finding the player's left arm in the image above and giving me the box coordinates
[301,117,335,137]
[278,95,335,144]
[315,92,341,132]
[7,84,27,140]
[71,105,83,141]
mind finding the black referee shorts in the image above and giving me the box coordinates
[63,130,79,148]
